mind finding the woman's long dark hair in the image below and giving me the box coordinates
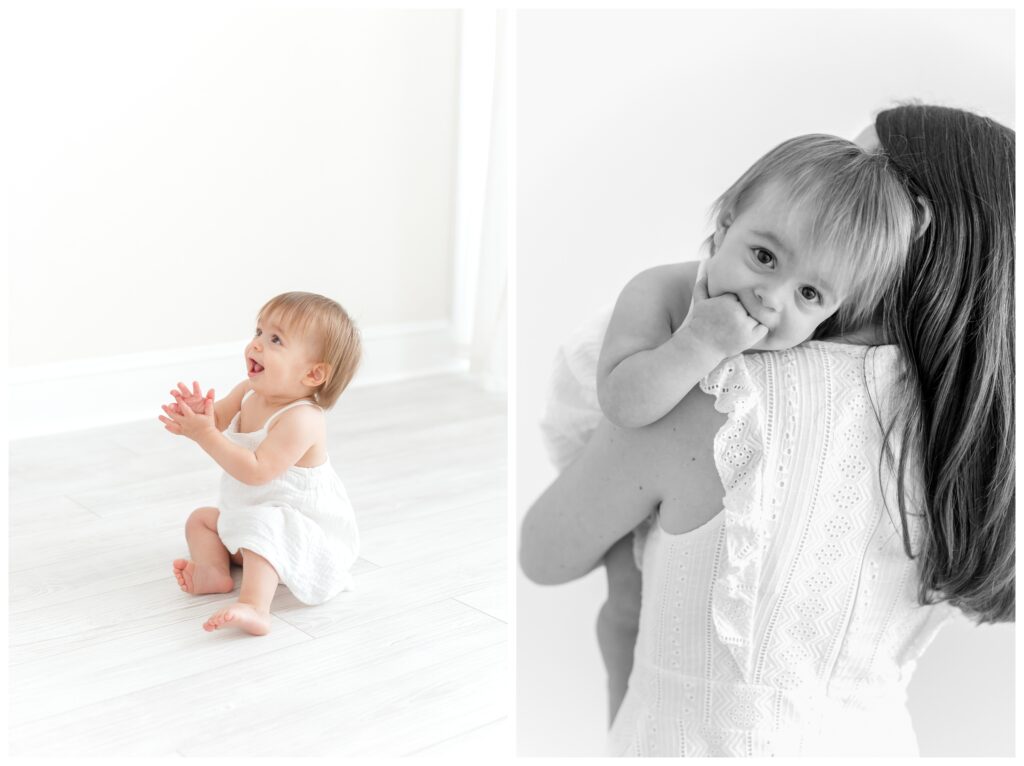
[877,105,1015,623]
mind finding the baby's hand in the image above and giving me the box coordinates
[677,262,768,358]
[164,381,209,416]
[159,387,217,440]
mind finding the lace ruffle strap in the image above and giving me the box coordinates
[700,354,766,682]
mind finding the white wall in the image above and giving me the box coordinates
[516,9,1015,756]
[8,4,467,437]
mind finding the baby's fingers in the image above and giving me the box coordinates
[158,415,182,434]
[171,391,194,415]
[169,391,193,415]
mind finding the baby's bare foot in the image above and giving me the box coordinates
[172,558,234,595]
[202,602,271,636]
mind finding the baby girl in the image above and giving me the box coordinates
[160,291,362,636]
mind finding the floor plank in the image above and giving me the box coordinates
[11,600,502,756]
[8,373,508,756]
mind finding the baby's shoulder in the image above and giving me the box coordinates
[620,261,699,326]
[628,261,697,300]
[267,400,326,437]
[627,261,697,291]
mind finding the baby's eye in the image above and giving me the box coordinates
[271,334,282,344]
[800,286,820,303]
[752,248,775,267]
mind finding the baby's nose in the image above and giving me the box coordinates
[754,285,782,311]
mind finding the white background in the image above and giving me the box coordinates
[6,4,509,439]
[516,9,1015,756]
[8,5,462,367]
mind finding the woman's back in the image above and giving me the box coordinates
[609,342,955,756]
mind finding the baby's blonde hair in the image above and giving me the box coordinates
[257,292,361,410]
[708,134,919,334]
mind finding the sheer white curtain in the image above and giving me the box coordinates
[454,10,508,393]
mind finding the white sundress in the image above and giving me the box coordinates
[540,312,957,757]
[216,391,360,605]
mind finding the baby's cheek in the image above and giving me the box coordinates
[704,260,724,297]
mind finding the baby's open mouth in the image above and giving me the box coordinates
[248,358,264,374]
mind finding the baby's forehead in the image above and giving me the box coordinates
[743,177,822,221]
[258,314,289,332]
[260,309,328,349]
[258,311,311,339]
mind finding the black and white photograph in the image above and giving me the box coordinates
[7,4,508,757]
[516,8,1015,758]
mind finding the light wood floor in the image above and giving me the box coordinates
[9,373,509,756]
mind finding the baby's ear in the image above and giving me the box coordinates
[710,213,731,255]
[711,225,727,254]
[305,362,328,386]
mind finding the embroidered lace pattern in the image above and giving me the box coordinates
[608,342,955,756]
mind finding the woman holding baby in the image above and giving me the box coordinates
[521,104,1014,756]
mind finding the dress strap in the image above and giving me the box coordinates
[263,398,320,430]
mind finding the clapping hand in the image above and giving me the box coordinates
[164,381,209,416]
[159,382,216,439]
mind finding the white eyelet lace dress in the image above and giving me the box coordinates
[216,391,360,606]
[540,310,956,757]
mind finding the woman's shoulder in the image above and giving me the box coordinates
[737,341,906,421]
[753,340,901,369]
[792,340,903,379]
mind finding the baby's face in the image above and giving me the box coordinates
[245,314,322,398]
[707,180,846,352]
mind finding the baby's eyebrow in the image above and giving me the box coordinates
[750,228,792,257]
[257,322,287,340]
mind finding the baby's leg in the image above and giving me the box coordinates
[203,549,279,636]
[172,506,235,595]
[596,533,642,726]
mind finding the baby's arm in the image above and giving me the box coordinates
[162,392,320,485]
[596,262,716,427]
[597,261,768,427]
[597,534,642,724]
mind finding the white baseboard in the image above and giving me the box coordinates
[9,321,468,441]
